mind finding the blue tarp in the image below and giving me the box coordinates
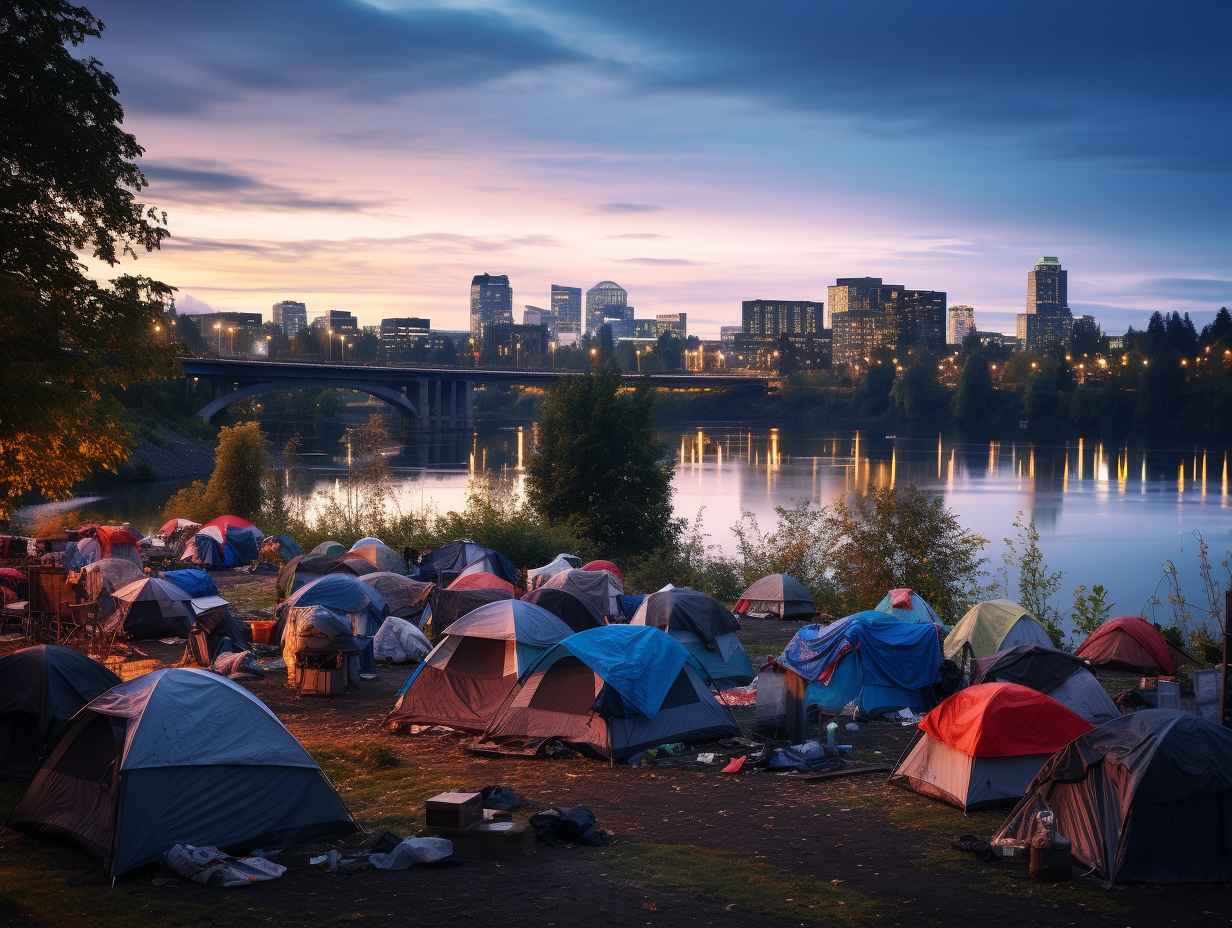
[781,611,941,715]
[616,594,644,621]
[873,590,942,625]
[550,625,688,718]
[226,527,260,564]
[161,569,219,598]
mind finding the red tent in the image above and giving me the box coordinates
[158,518,200,537]
[202,515,257,534]
[582,560,623,584]
[447,572,516,595]
[920,682,1092,758]
[1075,616,1175,675]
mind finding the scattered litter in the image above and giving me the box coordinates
[529,806,609,846]
[480,785,524,811]
[767,741,846,773]
[158,637,187,646]
[716,683,757,707]
[369,837,454,870]
[952,835,997,863]
[257,656,286,672]
[896,708,923,726]
[211,650,263,680]
[696,752,716,764]
[721,755,747,774]
[845,722,860,732]
[650,742,686,757]
[164,844,285,887]
[359,673,377,681]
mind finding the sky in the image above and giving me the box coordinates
[80,0,1232,337]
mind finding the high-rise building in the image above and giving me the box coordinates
[550,285,582,337]
[470,273,513,341]
[885,288,946,350]
[720,325,742,348]
[947,305,976,345]
[523,305,556,338]
[831,309,893,367]
[585,281,627,335]
[311,309,357,332]
[272,300,307,337]
[379,317,430,357]
[826,278,885,326]
[481,323,547,367]
[741,300,824,338]
[633,319,658,339]
[1017,256,1073,354]
[655,312,687,337]
[196,312,263,356]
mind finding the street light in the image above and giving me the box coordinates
[214,322,222,354]
[228,326,236,355]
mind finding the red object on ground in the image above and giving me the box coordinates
[447,572,516,595]
[889,587,914,610]
[0,568,23,582]
[581,560,623,584]
[721,755,747,774]
[920,682,1092,758]
[1075,616,1175,675]
[201,515,257,534]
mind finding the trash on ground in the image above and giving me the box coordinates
[896,708,923,726]
[369,837,454,870]
[529,806,609,846]
[721,755,747,774]
[696,752,716,764]
[480,785,524,811]
[164,844,285,887]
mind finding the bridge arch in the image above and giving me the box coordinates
[195,380,419,423]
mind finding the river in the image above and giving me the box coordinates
[19,425,1232,626]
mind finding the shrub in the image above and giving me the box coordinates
[1071,583,1113,640]
[1003,512,1064,646]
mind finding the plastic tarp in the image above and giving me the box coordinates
[225,526,261,565]
[105,577,193,639]
[277,573,388,638]
[944,600,1050,661]
[551,625,690,718]
[79,559,144,602]
[873,589,942,625]
[526,554,581,589]
[920,682,1091,758]
[161,569,219,599]
[1075,616,1175,674]
[443,600,572,649]
[581,560,624,584]
[373,617,432,663]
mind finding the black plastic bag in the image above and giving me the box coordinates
[529,806,609,846]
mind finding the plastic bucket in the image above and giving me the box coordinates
[249,619,276,644]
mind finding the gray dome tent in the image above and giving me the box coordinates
[0,646,120,781]
[631,585,754,687]
[972,645,1119,725]
[104,577,193,640]
[11,669,354,877]
[734,573,816,619]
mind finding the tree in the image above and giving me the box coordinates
[890,356,943,425]
[1,1,176,517]
[853,355,895,417]
[656,331,684,371]
[1003,513,1064,646]
[526,370,675,556]
[953,353,994,428]
[163,422,269,521]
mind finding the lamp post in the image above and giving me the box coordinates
[228,326,235,355]
[214,322,222,354]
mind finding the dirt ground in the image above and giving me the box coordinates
[2,570,1230,928]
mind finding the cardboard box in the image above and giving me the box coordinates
[423,822,535,860]
[425,791,482,830]
[300,666,347,696]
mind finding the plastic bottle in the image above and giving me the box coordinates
[825,721,838,747]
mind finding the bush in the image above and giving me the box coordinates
[162,421,269,521]
[1071,583,1113,641]
[1003,512,1064,646]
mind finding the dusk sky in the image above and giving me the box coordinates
[83,0,1232,337]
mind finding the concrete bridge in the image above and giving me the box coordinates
[180,357,768,429]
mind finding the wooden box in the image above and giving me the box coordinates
[300,666,347,696]
[424,821,535,860]
[425,791,482,830]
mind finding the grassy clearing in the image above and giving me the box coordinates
[216,574,278,615]
[604,841,879,924]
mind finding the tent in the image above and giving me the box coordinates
[526,554,581,590]
[522,587,605,632]
[457,554,521,586]
[780,611,942,716]
[260,534,302,564]
[892,682,1092,811]
[185,596,251,664]
[0,646,120,781]
[540,568,622,618]
[415,540,519,586]
[995,710,1232,882]
[180,525,239,569]
[944,600,1052,664]
[973,645,1119,724]
[735,573,816,619]
[224,525,263,565]
[422,586,513,637]
[311,540,346,557]
[82,525,143,566]
[873,588,942,625]
[448,571,516,595]
[581,559,624,584]
[11,669,354,876]
[159,568,219,599]
[282,604,361,682]
[616,593,644,622]
[359,572,434,619]
[276,553,376,600]
[157,518,200,538]
[274,573,389,645]
[78,558,144,603]
[631,585,753,686]
[474,625,739,762]
[202,514,258,534]
[1074,616,1175,675]
[345,540,408,575]
[104,577,193,640]
[387,600,572,733]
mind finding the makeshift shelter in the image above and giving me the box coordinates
[159,568,218,599]
[282,604,361,684]
[631,585,753,686]
[873,588,942,625]
[448,571,516,595]
[973,645,1119,724]
[0,646,120,781]
[734,573,816,619]
[474,625,739,762]
[158,518,200,538]
[892,682,1092,811]
[581,559,624,584]
[944,600,1052,664]
[274,573,389,645]
[457,554,520,585]
[387,600,572,733]
[422,586,513,637]
[540,568,622,618]
[526,554,581,590]
[65,536,101,570]
[180,526,239,569]
[995,710,1232,882]
[522,587,605,632]
[78,558,144,603]
[85,526,143,566]
[184,596,251,665]
[201,515,258,534]
[359,572,434,619]
[104,577,193,640]
[780,611,942,717]
[1074,616,1175,675]
[11,669,354,876]
[260,534,302,564]
[311,540,345,557]
[276,553,375,600]
[415,540,518,586]
[345,540,408,575]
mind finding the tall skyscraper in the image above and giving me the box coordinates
[826,277,885,327]
[585,281,627,335]
[550,284,582,337]
[885,288,946,350]
[523,305,556,338]
[272,300,307,337]
[379,317,430,357]
[470,273,513,341]
[741,300,824,338]
[947,305,976,345]
[1017,257,1073,354]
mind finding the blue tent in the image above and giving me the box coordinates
[160,569,219,599]
[873,589,943,625]
[274,573,389,645]
[180,526,240,569]
[225,526,261,564]
[11,669,353,876]
[616,594,645,622]
[780,611,942,716]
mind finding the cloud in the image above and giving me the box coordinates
[596,202,664,214]
[143,160,376,211]
[617,257,702,267]
[161,231,562,261]
[1126,278,1232,303]
[173,293,216,315]
[607,232,668,240]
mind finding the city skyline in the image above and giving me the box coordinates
[77,1,1231,338]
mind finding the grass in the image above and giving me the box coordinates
[605,841,879,924]
[215,573,278,614]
